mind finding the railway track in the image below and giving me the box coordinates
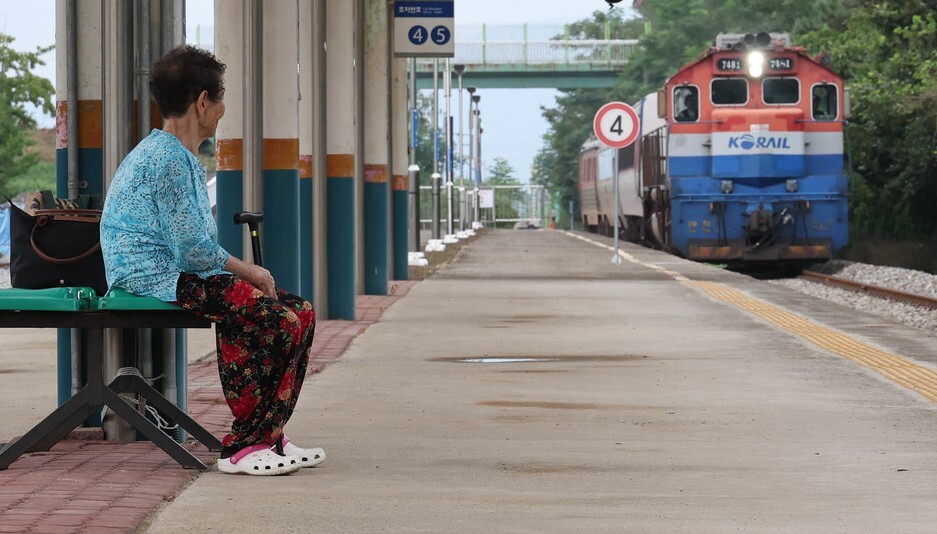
[799,271,937,310]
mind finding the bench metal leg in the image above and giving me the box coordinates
[1,328,218,471]
[109,375,223,452]
[0,386,99,468]
[101,388,207,470]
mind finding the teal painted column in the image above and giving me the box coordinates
[327,156,356,319]
[364,166,389,294]
[392,174,409,280]
[327,0,358,320]
[262,164,301,295]
[215,163,245,260]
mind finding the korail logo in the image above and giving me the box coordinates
[728,134,791,150]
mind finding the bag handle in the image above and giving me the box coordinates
[34,208,102,220]
[30,210,102,265]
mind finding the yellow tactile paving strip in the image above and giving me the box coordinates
[565,231,937,404]
[689,281,937,403]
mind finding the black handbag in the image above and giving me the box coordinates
[8,194,108,296]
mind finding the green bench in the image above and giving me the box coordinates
[0,287,221,470]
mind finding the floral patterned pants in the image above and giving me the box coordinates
[174,273,316,452]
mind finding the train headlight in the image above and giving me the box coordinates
[747,50,765,78]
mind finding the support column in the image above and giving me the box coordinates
[55,0,104,409]
[215,0,245,260]
[299,0,315,302]
[311,0,329,317]
[56,0,104,198]
[354,0,366,296]
[363,0,389,295]
[391,56,410,280]
[261,0,301,295]
[326,0,358,319]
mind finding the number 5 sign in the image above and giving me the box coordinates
[593,102,639,149]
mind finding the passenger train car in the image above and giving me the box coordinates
[580,33,849,265]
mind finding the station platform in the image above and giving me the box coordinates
[5,229,937,532]
[147,229,937,532]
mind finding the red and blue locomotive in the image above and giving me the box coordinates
[580,33,849,264]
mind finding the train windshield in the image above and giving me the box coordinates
[812,84,838,120]
[763,78,800,104]
[673,86,699,122]
[711,78,748,105]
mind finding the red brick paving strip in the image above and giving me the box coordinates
[0,281,416,533]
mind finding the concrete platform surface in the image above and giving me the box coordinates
[144,230,937,533]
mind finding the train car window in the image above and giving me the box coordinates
[812,84,838,120]
[763,78,800,104]
[711,78,748,105]
[673,86,699,122]
[618,145,636,170]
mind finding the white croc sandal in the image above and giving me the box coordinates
[276,435,326,468]
[217,444,301,476]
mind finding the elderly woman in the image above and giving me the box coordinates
[101,45,324,476]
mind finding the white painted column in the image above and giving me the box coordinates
[259,0,302,295]
[325,0,358,319]
[363,0,390,295]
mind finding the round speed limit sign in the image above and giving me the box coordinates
[593,101,639,148]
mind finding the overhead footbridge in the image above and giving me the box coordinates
[414,25,639,89]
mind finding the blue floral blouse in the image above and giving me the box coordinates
[101,129,229,301]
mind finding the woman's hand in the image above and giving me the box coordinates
[245,264,276,298]
[224,255,277,298]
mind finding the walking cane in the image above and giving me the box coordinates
[233,211,264,267]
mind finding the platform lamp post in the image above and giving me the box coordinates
[466,86,476,225]
[444,59,454,239]
[454,64,466,231]
[472,93,481,225]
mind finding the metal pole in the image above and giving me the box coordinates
[65,0,79,199]
[444,59,453,236]
[312,0,329,316]
[137,0,151,144]
[354,0,365,294]
[102,0,134,191]
[431,58,440,240]
[454,65,465,231]
[408,58,420,252]
[475,114,482,225]
[243,0,264,256]
[611,148,622,264]
[102,0,135,442]
[466,87,475,225]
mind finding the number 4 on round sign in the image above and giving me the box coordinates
[593,101,639,149]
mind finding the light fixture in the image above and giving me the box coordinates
[747,50,765,78]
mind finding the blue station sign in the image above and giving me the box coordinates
[394,0,455,58]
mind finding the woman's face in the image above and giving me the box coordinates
[197,90,226,139]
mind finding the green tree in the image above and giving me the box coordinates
[485,156,524,227]
[799,5,937,239]
[0,33,55,196]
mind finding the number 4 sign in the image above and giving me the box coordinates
[593,102,639,149]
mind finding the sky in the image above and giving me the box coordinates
[2,0,634,181]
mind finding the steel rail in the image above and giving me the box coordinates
[800,271,937,310]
